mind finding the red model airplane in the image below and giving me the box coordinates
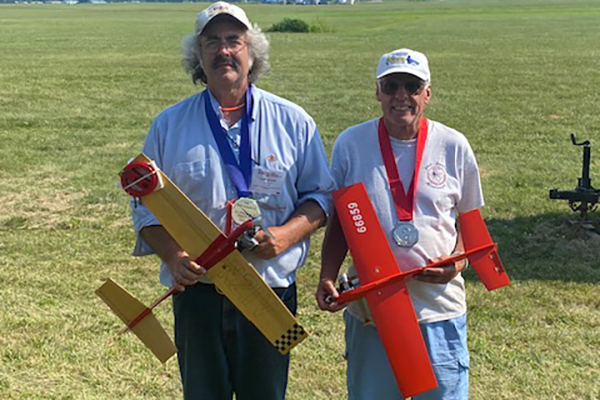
[332,182,510,398]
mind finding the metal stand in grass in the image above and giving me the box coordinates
[549,134,600,223]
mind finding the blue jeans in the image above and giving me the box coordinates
[173,282,297,400]
[345,311,470,400]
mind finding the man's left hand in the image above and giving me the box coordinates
[414,255,467,284]
[251,226,292,259]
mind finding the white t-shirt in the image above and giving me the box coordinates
[330,118,484,323]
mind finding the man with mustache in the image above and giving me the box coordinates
[129,2,335,399]
[316,48,483,399]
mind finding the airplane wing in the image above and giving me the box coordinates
[121,154,307,355]
[95,278,177,363]
[333,182,437,398]
[459,209,510,290]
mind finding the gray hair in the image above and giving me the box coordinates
[181,24,270,86]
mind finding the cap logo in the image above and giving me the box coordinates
[406,55,419,66]
[207,4,233,18]
[386,53,419,67]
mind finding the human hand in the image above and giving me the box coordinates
[165,250,206,292]
[251,226,292,259]
[414,255,467,284]
[315,278,346,312]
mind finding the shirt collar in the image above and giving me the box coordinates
[205,85,260,122]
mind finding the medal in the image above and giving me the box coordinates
[231,197,261,225]
[231,197,276,248]
[392,221,419,247]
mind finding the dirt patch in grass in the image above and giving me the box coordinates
[0,189,83,230]
[531,216,600,261]
[0,165,82,230]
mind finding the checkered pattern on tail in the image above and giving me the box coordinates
[274,323,308,354]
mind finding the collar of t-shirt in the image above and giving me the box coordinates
[389,136,417,195]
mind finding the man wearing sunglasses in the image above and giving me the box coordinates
[317,48,483,399]
[130,2,335,399]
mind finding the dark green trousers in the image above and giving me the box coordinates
[173,282,297,400]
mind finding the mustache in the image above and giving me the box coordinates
[212,55,239,70]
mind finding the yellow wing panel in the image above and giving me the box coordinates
[209,252,308,354]
[96,279,177,363]
[130,154,308,354]
[132,154,218,260]
[96,278,147,324]
[131,312,177,363]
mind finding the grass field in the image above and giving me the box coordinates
[1,0,600,399]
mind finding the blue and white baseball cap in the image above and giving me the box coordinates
[376,48,431,82]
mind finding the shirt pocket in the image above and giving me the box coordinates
[172,160,214,209]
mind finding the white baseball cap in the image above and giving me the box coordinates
[195,1,252,36]
[376,48,431,82]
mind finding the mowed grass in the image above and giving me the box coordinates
[1,0,600,399]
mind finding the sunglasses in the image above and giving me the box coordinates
[379,79,426,96]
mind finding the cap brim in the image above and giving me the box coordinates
[198,14,251,35]
[377,67,429,82]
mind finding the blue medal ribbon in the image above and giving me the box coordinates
[204,86,253,198]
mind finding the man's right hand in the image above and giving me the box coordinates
[165,250,206,292]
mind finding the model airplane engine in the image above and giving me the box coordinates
[337,273,360,293]
[324,273,361,304]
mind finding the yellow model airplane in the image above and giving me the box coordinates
[96,154,308,363]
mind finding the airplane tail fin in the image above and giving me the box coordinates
[459,209,510,290]
[96,279,177,363]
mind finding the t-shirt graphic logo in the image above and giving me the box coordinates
[426,163,447,188]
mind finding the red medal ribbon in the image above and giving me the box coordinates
[225,199,235,236]
[378,117,428,222]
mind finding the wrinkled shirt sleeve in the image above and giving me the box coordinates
[295,119,336,217]
[130,118,163,257]
[456,140,484,214]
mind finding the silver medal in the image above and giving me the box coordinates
[231,197,261,225]
[231,197,276,241]
[392,222,419,247]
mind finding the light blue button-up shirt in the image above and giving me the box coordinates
[131,87,336,288]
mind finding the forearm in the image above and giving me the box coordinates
[319,210,348,282]
[415,224,467,283]
[279,200,327,244]
[140,225,185,264]
[316,210,349,311]
[452,229,467,270]
[252,200,327,259]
